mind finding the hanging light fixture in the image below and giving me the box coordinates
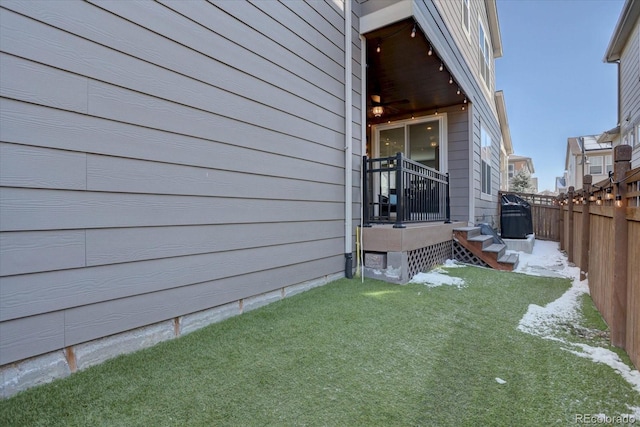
[605,187,613,200]
[615,194,623,208]
[372,105,384,117]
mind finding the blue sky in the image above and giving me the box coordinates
[495,0,624,192]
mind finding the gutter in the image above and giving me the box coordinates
[344,0,353,278]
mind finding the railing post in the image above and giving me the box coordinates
[445,172,451,223]
[567,186,575,263]
[611,145,632,347]
[580,175,592,281]
[393,152,406,228]
[362,156,371,227]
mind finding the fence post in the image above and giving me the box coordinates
[558,193,565,251]
[567,186,575,263]
[611,145,632,347]
[580,175,592,281]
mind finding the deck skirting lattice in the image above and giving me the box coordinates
[452,241,490,268]
[407,240,452,278]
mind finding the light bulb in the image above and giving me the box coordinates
[439,63,443,72]
[411,25,416,38]
[457,87,461,95]
[376,44,381,53]
[615,194,623,207]
[605,187,613,199]
[461,105,466,111]
[449,76,453,84]
[428,45,433,56]
[463,97,467,104]
[596,196,602,205]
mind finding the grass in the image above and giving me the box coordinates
[1,266,639,426]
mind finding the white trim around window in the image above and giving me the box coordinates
[478,17,491,91]
[462,0,471,40]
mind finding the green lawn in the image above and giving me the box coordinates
[1,266,638,426]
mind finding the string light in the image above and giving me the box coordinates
[376,43,381,53]
[596,196,602,205]
[457,87,461,95]
[439,63,443,72]
[411,24,416,38]
[605,187,613,200]
[449,75,453,84]
[463,97,467,104]
[428,45,433,56]
[615,194,623,208]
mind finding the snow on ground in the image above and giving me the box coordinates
[514,239,640,396]
[409,239,640,400]
[409,262,466,288]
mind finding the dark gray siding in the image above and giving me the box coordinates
[0,0,361,365]
[446,110,470,222]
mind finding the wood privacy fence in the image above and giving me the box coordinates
[546,146,639,369]
[500,146,639,370]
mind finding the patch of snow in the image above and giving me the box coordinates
[409,271,465,289]
[514,239,640,399]
[443,259,465,268]
[495,377,506,384]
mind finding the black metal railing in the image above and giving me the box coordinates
[363,152,450,228]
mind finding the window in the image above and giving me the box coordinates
[481,125,492,195]
[605,155,613,174]
[589,156,603,175]
[508,164,514,178]
[462,0,470,36]
[478,19,491,87]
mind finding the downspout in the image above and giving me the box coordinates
[344,0,353,278]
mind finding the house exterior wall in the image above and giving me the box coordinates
[432,0,501,226]
[0,0,361,370]
[619,18,640,167]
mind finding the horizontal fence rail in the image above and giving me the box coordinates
[363,152,450,228]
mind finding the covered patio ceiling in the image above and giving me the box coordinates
[364,18,468,124]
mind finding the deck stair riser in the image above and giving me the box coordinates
[452,227,518,271]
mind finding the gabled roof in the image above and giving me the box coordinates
[604,0,640,62]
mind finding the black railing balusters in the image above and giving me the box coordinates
[362,152,450,226]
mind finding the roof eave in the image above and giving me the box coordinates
[486,0,503,58]
[495,91,513,154]
[604,0,640,63]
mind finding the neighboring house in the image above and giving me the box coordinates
[0,0,508,396]
[563,135,614,191]
[507,154,537,192]
[605,0,640,167]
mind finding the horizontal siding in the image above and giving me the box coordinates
[0,100,344,184]
[0,188,343,231]
[64,256,342,347]
[0,142,86,190]
[0,0,359,366]
[447,110,470,222]
[621,22,640,146]
[0,238,342,322]
[0,230,86,277]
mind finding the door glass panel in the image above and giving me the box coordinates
[379,127,405,158]
[409,122,439,170]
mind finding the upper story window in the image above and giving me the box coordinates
[462,0,470,37]
[478,19,491,88]
[605,155,613,174]
[508,164,514,178]
[589,156,603,175]
[481,125,492,195]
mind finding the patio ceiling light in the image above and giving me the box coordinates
[372,105,384,117]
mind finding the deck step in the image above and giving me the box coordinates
[453,227,518,271]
